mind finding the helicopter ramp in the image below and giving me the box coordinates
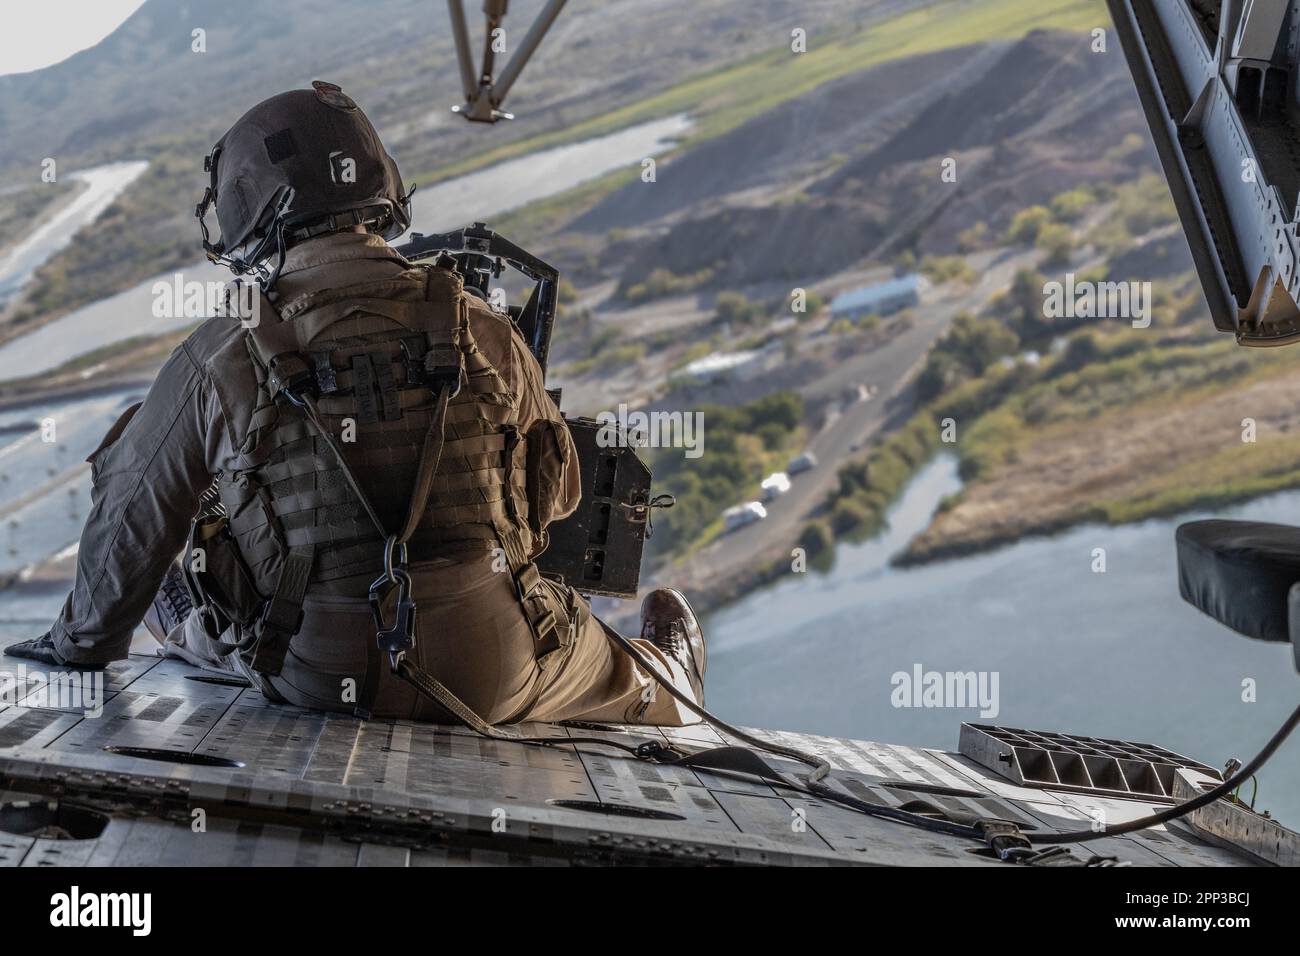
[0,633,1273,867]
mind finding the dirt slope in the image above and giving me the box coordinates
[587,30,1152,296]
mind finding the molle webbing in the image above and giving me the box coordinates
[236,265,532,588]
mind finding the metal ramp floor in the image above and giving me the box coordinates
[0,630,1263,866]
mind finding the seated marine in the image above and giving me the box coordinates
[5,82,705,726]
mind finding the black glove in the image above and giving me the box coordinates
[3,633,104,670]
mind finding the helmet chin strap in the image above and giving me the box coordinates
[258,213,293,294]
[196,179,296,293]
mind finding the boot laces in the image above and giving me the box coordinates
[159,571,193,621]
[647,619,686,659]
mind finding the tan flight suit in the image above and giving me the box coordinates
[50,231,698,725]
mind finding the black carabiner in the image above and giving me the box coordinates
[369,535,416,671]
[370,567,416,671]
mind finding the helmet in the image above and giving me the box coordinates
[196,81,411,283]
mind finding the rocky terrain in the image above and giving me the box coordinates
[0,0,892,324]
[548,28,1151,301]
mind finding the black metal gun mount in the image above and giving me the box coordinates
[395,223,663,598]
[398,221,558,372]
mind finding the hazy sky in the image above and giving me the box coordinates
[0,0,148,76]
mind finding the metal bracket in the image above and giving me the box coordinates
[446,0,569,123]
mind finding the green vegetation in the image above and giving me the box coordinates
[916,311,1020,402]
[416,0,1105,187]
[623,266,718,303]
[920,254,977,285]
[1035,221,1075,266]
[1049,186,1097,222]
[830,415,940,538]
[560,325,647,377]
[711,291,765,327]
[1095,432,1300,523]
[648,391,804,563]
[956,336,1269,482]
[819,310,1300,555]
[1005,205,1052,244]
[823,362,1034,541]
[12,139,207,326]
[999,183,1101,263]
[670,340,716,372]
[1086,172,1179,258]
[956,222,992,252]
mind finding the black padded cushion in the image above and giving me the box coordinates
[1290,586,1300,670]
[1176,519,1300,646]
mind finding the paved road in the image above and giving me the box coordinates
[656,245,1041,601]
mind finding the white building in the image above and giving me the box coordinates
[830,274,923,321]
[671,348,768,386]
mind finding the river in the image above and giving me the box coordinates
[0,113,692,595]
[704,455,1300,827]
[0,115,692,380]
[0,161,148,310]
[1,121,1295,833]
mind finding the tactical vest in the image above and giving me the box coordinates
[187,262,562,677]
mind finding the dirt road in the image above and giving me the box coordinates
[653,245,1041,604]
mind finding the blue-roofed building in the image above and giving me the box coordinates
[830,273,922,321]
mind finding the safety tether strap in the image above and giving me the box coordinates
[393,656,677,761]
[249,546,315,675]
[291,385,452,709]
[388,628,991,843]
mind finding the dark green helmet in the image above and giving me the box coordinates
[196,81,411,285]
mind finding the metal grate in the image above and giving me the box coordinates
[959,724,1222,803]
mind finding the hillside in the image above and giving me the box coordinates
[0,0,889,324]
[578,28,1148,298]
[0,0,886,177]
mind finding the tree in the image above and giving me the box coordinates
[713,291,758,327]
[1036,222,1074,267]
[1006,206,1051,244]
[916,312,1019,401]
[1049,188,1095,223]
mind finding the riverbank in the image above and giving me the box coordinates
[901,336,1300,564]
[702,456,1300,828]
[0,160,149,345]
[668,321,1300,617]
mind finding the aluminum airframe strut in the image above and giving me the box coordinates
[1108,0,1300,345]
[447,0,569,123]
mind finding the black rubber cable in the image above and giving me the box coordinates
[398,615,1300,848]
[601,622,1300,847]
[598,623,987,839]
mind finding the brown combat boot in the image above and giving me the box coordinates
[639,588,706,706]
